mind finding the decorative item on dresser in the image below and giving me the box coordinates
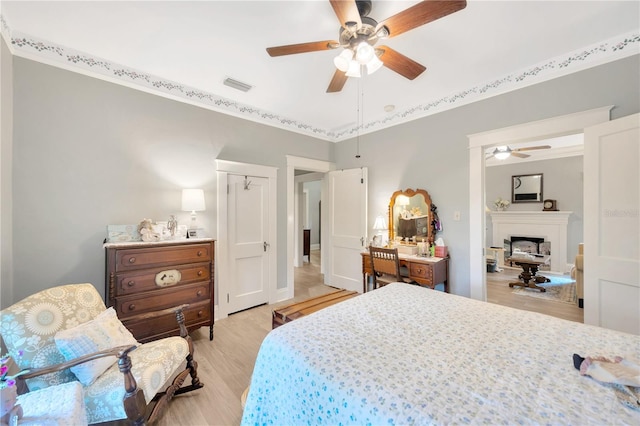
[105,238,215,342]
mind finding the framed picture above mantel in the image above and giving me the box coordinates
[512,173,543,203]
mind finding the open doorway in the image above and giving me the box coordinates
[467,106,611,303]
[483,135,585,323]
[294,172,324,293]
[286,155,334,301]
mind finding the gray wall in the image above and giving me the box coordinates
[334,54,639,296]
[8,56,332,305]
[485,156,584,263]
[1,37,14,307]
[3,47,639,304]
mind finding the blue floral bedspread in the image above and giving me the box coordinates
[242,283,640,425]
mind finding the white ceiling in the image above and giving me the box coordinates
[2,1,639,144]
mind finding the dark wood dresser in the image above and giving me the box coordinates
[105,238,215,343]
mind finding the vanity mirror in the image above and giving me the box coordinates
[512,173,543,203]
[388,188,436,244]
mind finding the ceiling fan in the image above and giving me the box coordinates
[487,145,552,160]
[266,0,467,93]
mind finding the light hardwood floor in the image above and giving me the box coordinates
[486,266,583,323]
[157,252,583,425]
[157,251,335,426]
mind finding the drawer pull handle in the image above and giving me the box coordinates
[127,281,135,287]
[197,270,203,276]
[198,310,203,317]
[197,290,203,297]
[128,304,136,311]
[128,257,136,263]
[197,250,203,256]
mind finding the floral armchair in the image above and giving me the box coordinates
[0,283,203,424]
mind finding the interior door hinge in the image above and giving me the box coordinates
[227,293,229,303]
[361,178,363,184]
[227,184,229,194]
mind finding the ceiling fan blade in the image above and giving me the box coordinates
[266,40,339,57]
[330,0,362,30]
[511,152,530,158]
[513,145,552,152]
[377,46,426,80]
[377,0,467,38]
[327,69,348,93]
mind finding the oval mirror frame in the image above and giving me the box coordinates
[388,188,434,244]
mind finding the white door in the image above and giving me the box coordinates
[583,113,639,334]
[228,174,270,314]
[327,167,368,292]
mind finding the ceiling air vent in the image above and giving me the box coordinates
[223,77,252,92]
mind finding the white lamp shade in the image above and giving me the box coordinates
[345,60,361,77]
[366,55,383,75]
[355,42,374,64]
[493,146,511,160]
[396,195,410,206]
[372,215,388,231]
[182,189,206,212]
[334,49,353,72]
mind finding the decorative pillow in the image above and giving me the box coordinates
[54,307,138,386]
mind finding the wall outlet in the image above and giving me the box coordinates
[454,211,461,221]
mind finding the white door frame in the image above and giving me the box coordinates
[295,172,324,267]
[286,155,334,301]
[216,159,278,319]
[467,106,612,301]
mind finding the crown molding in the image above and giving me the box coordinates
[1,14,638,143]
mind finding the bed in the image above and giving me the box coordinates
[241,283,640,425]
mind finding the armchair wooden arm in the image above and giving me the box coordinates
[16,345,137,383]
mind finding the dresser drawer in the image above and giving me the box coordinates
[114,243,212,272]
[106,239,215,342]
[115,283,210,317]
[410,263,433,282]
[124,301,211,343]
[114,262,210,296]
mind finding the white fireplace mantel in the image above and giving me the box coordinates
[489,211,572,273]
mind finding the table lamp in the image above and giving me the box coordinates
[396,195,410,216]
[372,215,388,247]
[182,189,206,229]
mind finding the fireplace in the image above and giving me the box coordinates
[490,211,571,273]
[504,236,551,271]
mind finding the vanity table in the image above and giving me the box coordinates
[364,187,449,292]
[361,252,449,293]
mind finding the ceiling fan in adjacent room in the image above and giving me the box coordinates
[487,145,552,160]
[266,0,467,93]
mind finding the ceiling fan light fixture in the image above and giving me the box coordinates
[493,146,512,160]
[355,42,375,64]
[366,54,383,75]
[334,49,353,72]
[345,60,361,77]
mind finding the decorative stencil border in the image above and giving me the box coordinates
[1,15,638,142]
